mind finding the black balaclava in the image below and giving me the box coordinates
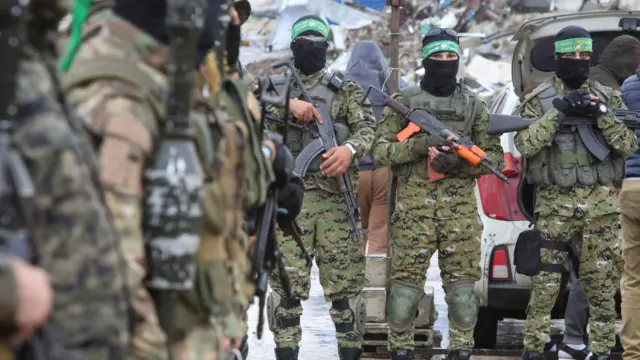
[290,15,329,76]
[115,0,229,67]
[554,25,592,89]
[420,31,460,97]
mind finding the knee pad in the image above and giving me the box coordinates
[267,291,302,332]
[386,282,423,333]
[445,282,479,332]
[331,292,367,337]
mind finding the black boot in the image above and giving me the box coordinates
[275,347,299,360]
[390,349,413,360]
[338,347,362,360]
[522,351,545,360]
[447,349,472,360]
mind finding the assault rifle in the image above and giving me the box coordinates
[0,0,53,358]
[143,0,205,347]
[487,109,640,161]
[251,75,295,340]
[363,86,509,184]
[269,59,361,235]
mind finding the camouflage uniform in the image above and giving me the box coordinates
[371,86,502,352]
[183,51,274,360]
[266,68,375,353]
[57,9,170,360]
[13,4,130,358]
[515,76,637,354]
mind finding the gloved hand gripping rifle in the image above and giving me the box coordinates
[0,1,53,358]
[363,86,509,184]
[143,0,206,350]
[270,59,361,236]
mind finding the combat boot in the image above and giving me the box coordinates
[447,349,472,360]
[338,347,363,360]
[275,347,299,360]
[390,349,413,360]
[522,351,545,360]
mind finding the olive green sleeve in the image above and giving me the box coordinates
[0,255,18,331]
[514,96,560,157]
[371,93,426,167]
[599,90,638,157]
[457,101,504,176]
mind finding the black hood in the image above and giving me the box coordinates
[115,0,224,64]
[595,34,640,86]
[346,41,389,121]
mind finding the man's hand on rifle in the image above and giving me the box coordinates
[428,136,460,173]
[12,260,53,343]
[320,145,353,177]
[289,99,323,125]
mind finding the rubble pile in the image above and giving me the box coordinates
[241,0,616,102]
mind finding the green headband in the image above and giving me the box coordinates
[422,40,460,59]
[554,38,593,53]
[59,0,92,72]
[291,18,329,40]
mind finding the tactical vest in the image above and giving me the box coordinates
[391,85,480,178]
[270,71,351,173]
[522,78,625,188]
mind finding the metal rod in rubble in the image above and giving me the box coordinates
[387,0,401,95]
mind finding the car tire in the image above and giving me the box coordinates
[473,307,499,349]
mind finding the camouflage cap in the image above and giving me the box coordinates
[234,0,251,26]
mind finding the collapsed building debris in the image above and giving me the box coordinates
[241,0,617,102]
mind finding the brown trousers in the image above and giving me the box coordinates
[620,179,640,360]
[358,167,390,254]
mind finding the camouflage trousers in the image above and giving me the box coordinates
[524,213,620,354]
[172,320,225,360]
[268,189,365,350]
[387,189,482,351]
[104,192,168,360]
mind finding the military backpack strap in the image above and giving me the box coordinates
[518,77,558,115]
[60,58,166,119]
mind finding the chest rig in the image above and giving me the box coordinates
[391,85,479,179]
[270,71,351,173]
[522,78,625,188]
[400,85,479,136]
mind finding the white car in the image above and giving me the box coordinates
[471,10,640,348]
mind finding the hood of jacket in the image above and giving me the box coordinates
[591,35,640,88]
[346,40,389,121]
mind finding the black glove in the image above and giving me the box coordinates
[266,133,294,190]
[413,134,452,156]
[552,89,591,115]
[430,149,460,173]
[276,176,304,230]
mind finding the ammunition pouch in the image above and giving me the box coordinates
[514,229,574,276]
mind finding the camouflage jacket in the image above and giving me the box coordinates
[15,34,129,358]
[515,76,638,217]
[372,91,502,219]
[266,67,376,193]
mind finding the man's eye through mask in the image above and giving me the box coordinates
[291,36,329,52]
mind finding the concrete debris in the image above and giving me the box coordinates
[241,0,615,101]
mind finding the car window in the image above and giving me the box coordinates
[530,31,640,72]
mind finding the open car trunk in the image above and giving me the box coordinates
[511,10,640,99]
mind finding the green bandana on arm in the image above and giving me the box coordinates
[291,18,329,40]
[554,38,593,53]
[59,0,92,72]
[422,40,460,59]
